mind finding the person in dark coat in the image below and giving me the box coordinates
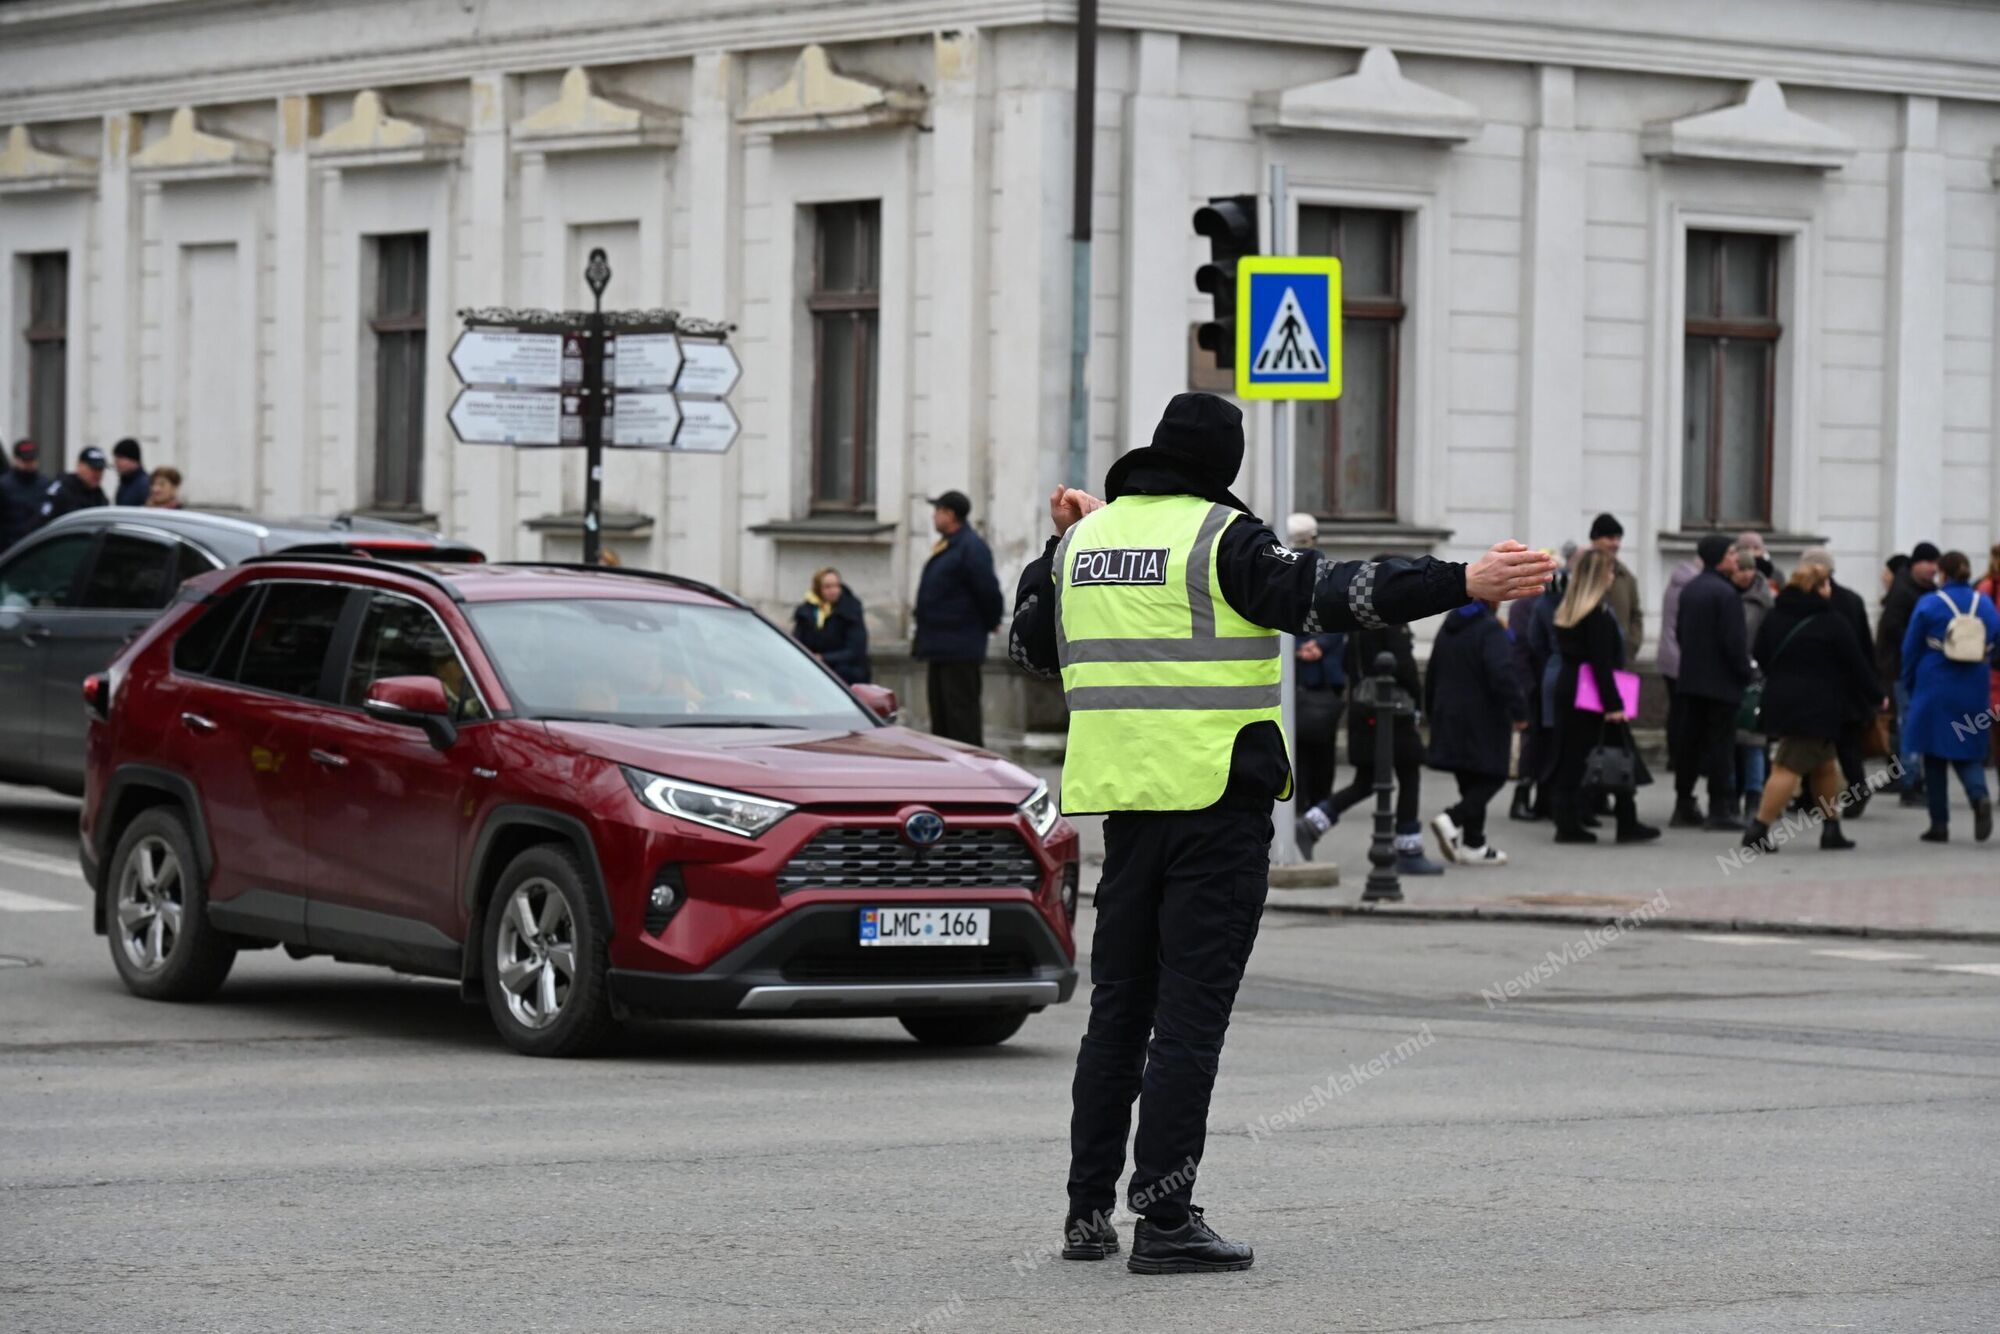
[1878,542,1939,804]
[912,489,1005,747]
[1294,590,1444,875]
[0,438,45,552]
[1900,550,2000,842]
[1520,540,1579,821]
[111,438,150,507]
[792,566,872,686]
[36,445,109,525]
[1742,561,1880,853]
[1670,533,1753,830]
[1425,599,1526,865]
[1801,546,1881,815]
[1505,581,1547,821]
[1284,514,1346,811]
[1549,549,1660,844]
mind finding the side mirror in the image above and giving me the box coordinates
[364,675,458,750]
[851,683,899,722]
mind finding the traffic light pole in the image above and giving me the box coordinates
[1268,162,1303,867]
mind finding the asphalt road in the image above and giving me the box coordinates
[3,783,1998,1333]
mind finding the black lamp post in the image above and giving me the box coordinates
[580,248,611,567]
[1354,650,1411,904]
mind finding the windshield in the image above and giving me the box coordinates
[467,598,873,730]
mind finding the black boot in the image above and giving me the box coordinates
[1820,820,1855,851]
[1669,797,1705,829]
[1920,825,1949,843]
[1061,1210,1120,1260]
[1742,819,1775,853]
[1553,795,1598,844]
[1614,795,1660,844]
[1128,1207,1253,1275]
[1702,797,1744,832]
[1509,783,1540,822]
[1975,798,1993,843]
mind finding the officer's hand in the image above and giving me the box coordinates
[1297,639,1324,662]
[1050,487,1105,535]
[1466,541,1556,602]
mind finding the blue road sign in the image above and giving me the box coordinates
[1235,256,1343,400]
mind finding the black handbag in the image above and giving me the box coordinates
[1582,728,1639,795]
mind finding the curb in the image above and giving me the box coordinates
[1258,898,2000,945]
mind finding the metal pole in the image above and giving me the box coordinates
[1269,161,1302,865]
[1065,0,1098,489]
[582,248,610,567]
[1362,652,1405,903]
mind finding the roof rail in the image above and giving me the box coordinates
[236,551,468,602]
[489,561,748,608]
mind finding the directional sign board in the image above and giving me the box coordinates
[449,388,566,446]
[610,392,682,448]
[670,398,740,454]
[1235,256,1342,400]
[675,339,742,397]
[450,329,567,389]
[614,333,683,390]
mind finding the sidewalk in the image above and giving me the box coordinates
[1037,764,2000,942]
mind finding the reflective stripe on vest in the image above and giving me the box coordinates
[1053,494,1287,813]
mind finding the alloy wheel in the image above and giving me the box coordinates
[494,877,577,1030]
[115,836,183,974]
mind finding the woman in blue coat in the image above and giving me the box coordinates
[792,567,872,686]
[1899,550,2000,842]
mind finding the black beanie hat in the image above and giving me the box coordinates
[1589,512,1623,540]
[1696,533,1733,569]
[1103,393,1249,511]
[1909,541,1941,564]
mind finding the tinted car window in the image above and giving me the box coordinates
[342,593,487,721]
[172,584,262,677]
[174,541,220,589]
[79,533,176,610]
[0,533,92,609]
[235,583,349,699]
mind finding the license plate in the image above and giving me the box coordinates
[859,906,991,947]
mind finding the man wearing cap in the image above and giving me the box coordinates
[38,445,109,526]
[1009,392,1553,1274]
[1589,512,1644,657]
[1877,541,1940,805]
[912,488,1006,746]
[0,439,45,551]
[111,438,150,507]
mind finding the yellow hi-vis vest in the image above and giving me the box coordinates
[1054,493,1288,813]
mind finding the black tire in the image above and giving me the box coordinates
[898,1009,1029,1047]
[480,843,618,1057]
[105,807,236,1001]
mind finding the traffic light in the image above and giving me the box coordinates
[1193,194,1260,369]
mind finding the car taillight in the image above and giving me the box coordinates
[83,674,112,722]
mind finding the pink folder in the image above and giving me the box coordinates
[1574,669,1641,715]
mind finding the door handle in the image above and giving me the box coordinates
[20,625,52,646]
[309,748,349,770]
[179,712,217,734]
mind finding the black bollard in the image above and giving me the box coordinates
[1359,650,1407,904]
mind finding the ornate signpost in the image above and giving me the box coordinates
[449,249,741,564]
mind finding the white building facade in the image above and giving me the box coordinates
[4,0,2000,677]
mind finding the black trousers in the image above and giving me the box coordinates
[926,661,984,747]
[1328,719,1423,831]
[1662,676,1682,772]
[1293,687,1345,810]
[1673,695,1737,808]
[1447,772,1507,848]
[1068,807,1271,1222]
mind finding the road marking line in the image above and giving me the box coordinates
[1933,964,2000,978]
[1811,948,1928,962]
[1682,933,1801,946]
[0,847,84,880]
[0,888,83,913]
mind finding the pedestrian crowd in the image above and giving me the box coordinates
[1,436,186,553]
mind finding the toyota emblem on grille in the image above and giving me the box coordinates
[903,810,946,846]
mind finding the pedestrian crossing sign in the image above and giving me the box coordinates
[1235,256,1342,400]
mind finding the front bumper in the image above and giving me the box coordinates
[609,901,1078,1019]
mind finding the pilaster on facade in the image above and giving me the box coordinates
[1517,65,1585,548]
[1119,31,1187,466]
[678,51,743,590]
[93,114,140,447]
[270,93,318,517]
[1882,94,1946,550]
[460,72,517,558]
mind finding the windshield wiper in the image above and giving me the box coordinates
[535,714,634,727]
[655,720,802,729]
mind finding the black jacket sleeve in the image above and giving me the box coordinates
[1587,612,1625,715]
[1007,536,1061,679]
[1212,517,1468,635]
[965,533,1006,633]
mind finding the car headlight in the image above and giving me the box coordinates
[1019,780,1059,840]
[622,767,795,839]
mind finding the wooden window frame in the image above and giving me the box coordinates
[1304,209,1404,522]
[1683,231,1780,530]
[24,252,68,475]
[807,202,881,513]
[369,233,428,512]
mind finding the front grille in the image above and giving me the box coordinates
[777,827,1040,892]
[780,947,1036,983]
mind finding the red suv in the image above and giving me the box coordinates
[80,557,1078,1056]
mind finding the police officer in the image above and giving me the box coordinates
[1008,393,1551,1274]
[38,445,110,524]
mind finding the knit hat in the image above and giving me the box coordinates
[1696,533,1734,569]
[1589,512,1624,540]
